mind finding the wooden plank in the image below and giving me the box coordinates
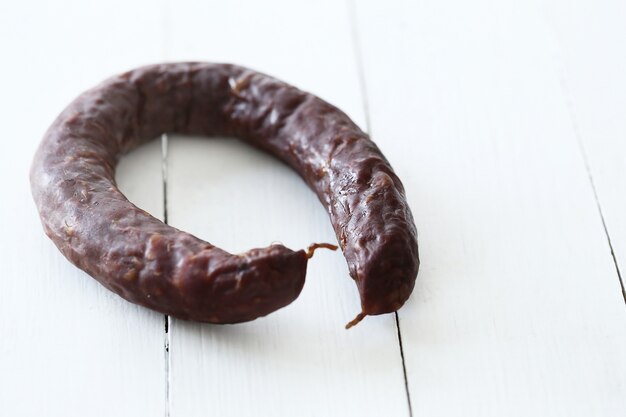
[164,1,408,416]
[545,0,626,299]
[353,0,626,416]
[0,1,166,415]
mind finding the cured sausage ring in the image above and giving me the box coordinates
[30,63,419,327]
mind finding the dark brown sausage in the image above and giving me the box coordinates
[30,63,419,325]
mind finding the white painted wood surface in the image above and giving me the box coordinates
[546,0,626,299]
[0,1,166,416]
[353,0,626,415]
[1,0,625,416]
[164,2,407,416]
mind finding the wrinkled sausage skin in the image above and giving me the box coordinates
[30,63,419,324]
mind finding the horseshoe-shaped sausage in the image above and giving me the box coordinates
[30,63,419,326]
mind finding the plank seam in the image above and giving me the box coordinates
[395,312,414,417]
[161,0,172,412]
[348,0,372,135]
[348,1,413,415]
[161,133,172,417]
[556,69,626,306]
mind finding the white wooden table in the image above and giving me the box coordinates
[2,1,625,416]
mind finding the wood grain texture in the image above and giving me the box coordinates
[2,0,626,415]
[545,0,626,298]
[353,0,626,415]
[163,1,408,416]
[0,1,166,416]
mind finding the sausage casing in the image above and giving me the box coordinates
[30,63,419,323]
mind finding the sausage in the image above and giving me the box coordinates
[30,63,419,325]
